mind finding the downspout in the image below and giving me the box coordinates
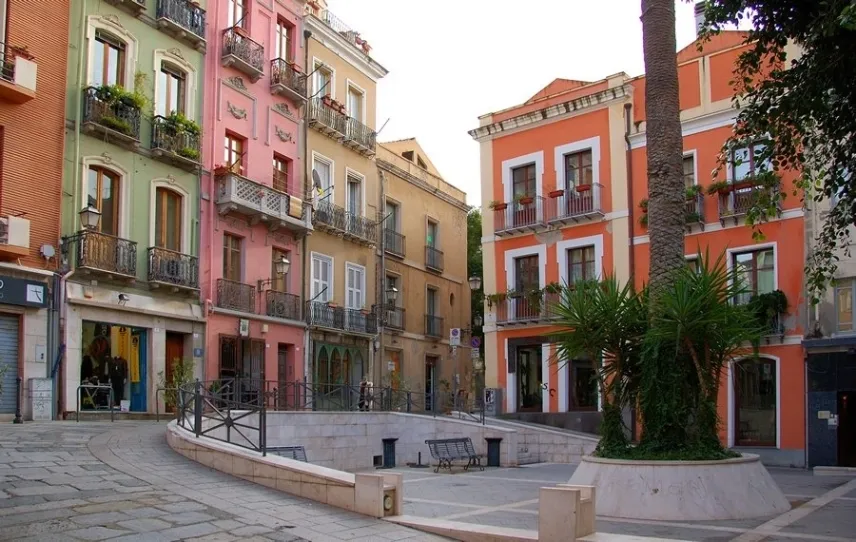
[377,169,387,387]
[623,103,635,281]
[205,0,222,379]
[302,28,312,385]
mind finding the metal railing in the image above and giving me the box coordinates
[72,230,137,277]
[425,246,444,272]
[305,301,378,334]
[686,193,704,225]
[148,247,199,289]
[156,0,206,39]
[425,314,444,338]
[216,278,256,313]
[343,117,377,153]
[308,98,348,135]
[177,380,266,454]
[345,211,377,244]
[384,228,405,258]
[545,185,604,222]
[0,42,18,83]
[494,196,546,233]
[315,10,372,55]
[265,290,301,321]
[82,86,142,140]
[495,291,561,325]
[375,304,405,331]
[718,184,781,220]
[152,115,201,163]
[313,200,347,230]
[76,384,115,421]
[270,58,307,98]
[222,27,264,73]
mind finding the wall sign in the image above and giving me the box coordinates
[0,276,48,308]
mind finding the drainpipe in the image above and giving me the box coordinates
[623,103,635,282]
[377,169,387,387]
[54,268,74,419]
[302,28,312,385]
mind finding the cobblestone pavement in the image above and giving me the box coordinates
[0,422,445,542]
[394,462,856,541]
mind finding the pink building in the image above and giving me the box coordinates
[201,0,312,397]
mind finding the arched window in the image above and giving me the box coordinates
[734,358,777,446]
[154,187,182,251]
[156,62,186,117]
[87,166,120,235]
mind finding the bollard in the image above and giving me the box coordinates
[13,377,23,424]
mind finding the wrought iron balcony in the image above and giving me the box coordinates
[313,201,375,246]
[545,184,604,225]
[81,87,142,146]
[151,115,201,170]
[0,42,37,104]
[425,315,444,339]
[315,9,374,55]
[378,304,405,331]
[216,278,256,313]
[270,59,307,103]
[68,230,137,279]
[147,247,199,291]
[494,196,546,236]
[265,290,301,321]
[495,291,561,326]
[313,200,346,231]
[215,170,312,234]
[718,183,782,226]
[105,0,146,16]
[221,27,264,82]
[156,0,206,49]
[307,98,376,156]
[425,246,444,273]
[685,192,705,229]
[344,211,377,246]
[306,301,378,335]
[384,228,405,258]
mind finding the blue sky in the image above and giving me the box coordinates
[327,0,703,205]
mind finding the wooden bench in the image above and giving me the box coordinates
[424,438,484,473]
[268,446,308,462]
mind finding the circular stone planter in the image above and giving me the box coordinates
[568,453,790,521]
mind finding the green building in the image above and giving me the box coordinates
[60,0,207,416]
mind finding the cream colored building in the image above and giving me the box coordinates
[303,2,388,392]
[376,140,473,408]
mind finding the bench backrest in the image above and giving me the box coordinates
[269,446,308,462]
[425,437,476,459]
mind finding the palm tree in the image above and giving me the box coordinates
[641,0,686,292]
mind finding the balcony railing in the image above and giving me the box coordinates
[425,246,444,273]
[345,211,377,245]
[343,117,377,155]
[81,86,142,144]
[686,193,704,228]
[315,10,373,56]
[0,42,37,103]
[374,304,405,331]
[495,291,561,326]
[718,183,781,225]
[221,27,264,81]
[270,59,307,102]
[313,200,347,231]
[215,170,311,233]
[307,98,376,156]
[384,228,405,258]
[72,230,137,278]
[156,0,207,47]
[494,196,545,235]
[313,200,376,245]
[545,185,604,224]
[217,278,256,313]
[305,301,378,334]
[151,115,201,169]
[272,169,306,200]
[425,315,444,338]
[266,290,302,321]
[147,247,199,290]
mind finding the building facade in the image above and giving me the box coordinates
[376,139,473,408]
[303,1,388,396]
[200,0,309,398]
[0,0,69,420]
[60,0,207,415]
[472,32,808,466]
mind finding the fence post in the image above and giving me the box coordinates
[193,379,202,438]
[260,407,267,456]
[406,391,412,413]
[13,377,23,424]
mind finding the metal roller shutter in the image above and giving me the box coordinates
[0,314,19,413]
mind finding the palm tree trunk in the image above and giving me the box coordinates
[641,0,686,295]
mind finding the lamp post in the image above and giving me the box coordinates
[79,205,102,230]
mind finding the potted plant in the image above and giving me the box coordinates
[515,194,534,205]
[575,184,592,193]
[639,214,649,227]
[213,164,230,176]
[548,189,564,198]
[706,180,730,196]
[685,211,702,224]
[321,95,334,107]
[639,198,649,213]
[488,200,507,211]
[685,184,703,200]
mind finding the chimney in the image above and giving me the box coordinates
[694,1,706,35]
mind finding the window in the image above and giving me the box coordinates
[345,263,365,310]
[347,85,363,121]
[314,63,332,97]
[273,155,291,194]
[733,358,777,446]
[512,164,536,198]
[417,156,428,170]
[426,220,438,248]
[311,254,332,302]
[346,173,362,216]
[227,0,246,28]
[686,256,700,274]
[156,64,186,117]
[312,154,332,197]
[514,255,539,292]
[385,201,400,232]
[224,134,244,174]
[92,31,125,87]
[402,151,414,162]
[568,246,595,284]
[271,248,290,292]
[275,20,293,62]
[564,150,593,191]
[427,287,437,316]
[732,248,775,304]
[223,233,242,282]
[155,188,182,251]
[836,280,855,332]
[87,166,120,235]
[731,143,771,181]
[386,275,399,305]
[683,154,696,188]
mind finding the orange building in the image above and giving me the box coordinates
[0,0,70,420]
[470,31,807,467]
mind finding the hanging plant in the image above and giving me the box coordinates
[685,184,703,200]
[706,180,730,196]
[639,198,649,213]
[639,214,648,227]
[548,189,564,199]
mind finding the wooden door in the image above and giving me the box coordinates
[165,333,184,385]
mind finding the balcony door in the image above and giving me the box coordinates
[155,188,181,252]
[227,0,246,28]
[426,287,439,336]
[275,19,292,62]
[92,31,125,87]
[564,150,593,214]
[87,166,120,236]
[347,173,362,216]
[271,248,289,293]
[514,255,540,320]
[223,233,242,282]
[512,164,537,225]
[346,263,365,330]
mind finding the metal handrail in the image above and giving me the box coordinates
[76,384,115,422]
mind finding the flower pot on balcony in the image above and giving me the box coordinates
[518,196,534,205]
[213,165,230,177]
[492,202,508,211]
[548,189,564,199]
[321,95,334,107]
[575,184,592,193]
[234,26,249,38]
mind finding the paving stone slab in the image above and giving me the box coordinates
[65,525,132,540]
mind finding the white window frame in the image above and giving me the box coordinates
[501,151,544,203]
[345,167,366,217]
[86,15,139,88]
[683,149,698,186]
[80,155,132,239]
[311,151,334,203]
[149,180,191,252]
[312,57,335,99]
[310,252,333,303]
[346,79,366,124]
[727,355,781,449]
[345,262,366,310]
[153,49,197,120]
[556,235,604,285]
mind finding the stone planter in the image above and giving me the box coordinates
[568,453,790,520]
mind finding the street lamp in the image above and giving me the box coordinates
[79,206,102,230]
[385,286,398,306]
[258,257,290,291]
[468,275,482,291]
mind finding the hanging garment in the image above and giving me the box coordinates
[129,335,140,383]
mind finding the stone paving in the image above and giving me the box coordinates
[0,422,444,541]
[392,462,856,541]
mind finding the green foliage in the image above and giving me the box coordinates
[699,0,856,302]
[177,147,200,161]
[467,209,483,351]
[639,213,648,227]
[747,289,788,333]
[94,84,147,110]
[157,359,195,411]
[706,180,730,195]
[685,184,703,199]
[99,115,133,136]
[685,211,702,224]
[639,198,649,211]
[164,111,201,137]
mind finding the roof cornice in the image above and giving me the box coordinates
[306,15,389,82]
[468,84,632,142]
[377,160,470,212]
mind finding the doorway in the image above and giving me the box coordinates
[517,345,542,412]
[839,391,856,467]
[425,357,437,411]
[277,344,292,409]
[165,333,184,386]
